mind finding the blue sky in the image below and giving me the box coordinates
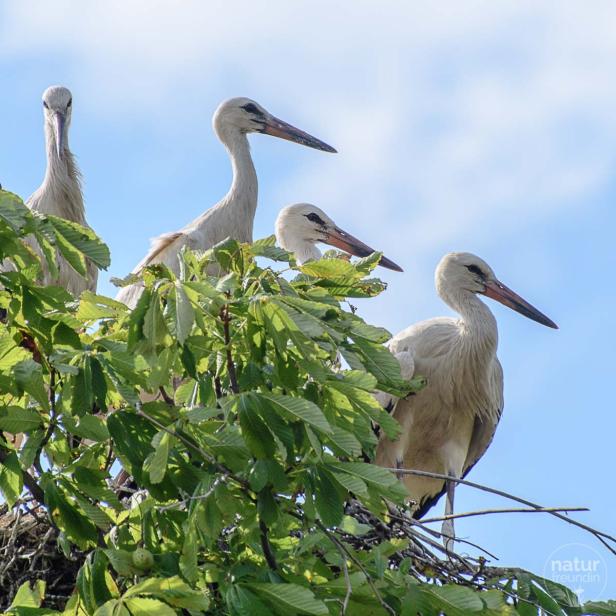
[1,0,614,601]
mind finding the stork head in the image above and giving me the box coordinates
[275,203,403,271]
[42,85,73,158]
[436,252,558,328]
[213,97,336,153]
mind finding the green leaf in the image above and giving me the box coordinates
[63,414,109,442]
[42,478,98,549]
[93,599,130,616]
[326,425,362,457]
[124,575,209,610]
[582,600,616,615]
[13,360,49,410]
[228,585,272,616]
[124,598,177,616]
[47,215,110,269]
[246,583,329,616]
[171,283,195,345]
[259,393,332,435]
[300,258,358,280]
[237,395,276,459]
[143,431,171,484]
[8,580,45,608]
[103,549,141,577]
[314,467,344,527]
[0,190,30,231]
[0,335,31,370]
[0,451,24,507]
[0,406,43,432]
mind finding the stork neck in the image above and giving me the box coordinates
[292,241,322,265]
[444,288,498,353]
[218,128,258,230]
[40,123,85,223]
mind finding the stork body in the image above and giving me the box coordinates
[116,99,335,307]
[27,86,97,296]
[375,252,557,542]
[275,203,403,271]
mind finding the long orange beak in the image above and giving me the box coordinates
[484,279,558,329]
[261,115,337,153]
[324,226,403,272]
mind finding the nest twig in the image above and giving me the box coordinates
[0,502,84,611]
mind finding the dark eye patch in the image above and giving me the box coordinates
[242,102,260,114]
[305,212,326,226]
[67,98,72,108]
[466,264,485,277]
[43,101,49,109]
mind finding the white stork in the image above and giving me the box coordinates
[275,203,403,271]
[116,98,335,307]
[27,86,97,295]
[375,252,557,544]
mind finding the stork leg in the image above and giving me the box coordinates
[441,474,456,553]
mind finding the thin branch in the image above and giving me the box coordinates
[385,467,616,555]
[135,408,248,490]
[420,506,589,524]
[259,520,278,571]
[340,545,352,615]
[221,304,239,394]
[33,368,57,473]
[157,477,221,512]
[158,386,174,406]
[214,376,223,399]
[314,519,395,616]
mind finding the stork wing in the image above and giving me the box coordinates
[133,231,186,273]
[462,359,504,476]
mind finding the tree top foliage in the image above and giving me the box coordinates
[0,189,613,616]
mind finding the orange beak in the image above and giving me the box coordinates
[261,115,337,153]
[484,279,558,329]
[324,226,403,272]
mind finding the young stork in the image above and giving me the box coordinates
[275,203,403,271]
[27,86,97,295]
[375,252,557,544]
[116,98,336,307]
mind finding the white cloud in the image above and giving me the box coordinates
[2,0,615,320]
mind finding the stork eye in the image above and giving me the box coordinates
[242,103,260,114]
[67,99,72,108]
[466,264,484,277]
[305,212,326,225]
[43,101,49,109]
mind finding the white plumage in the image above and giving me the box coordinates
[375,252,557,542]
[275,203,403,271]
[26,86,97,296]
[116,99,335,307]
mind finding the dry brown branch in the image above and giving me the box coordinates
[385,466,616,556]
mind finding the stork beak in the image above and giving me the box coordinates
[324,226,403,272]
[54,112,66,158]
[484,279,558,329]
[261,114,337,153]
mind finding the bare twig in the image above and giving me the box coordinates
[315,519,395,616]
[157,477,222,512]
[385,467,616,555]
[420,506,589,524]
